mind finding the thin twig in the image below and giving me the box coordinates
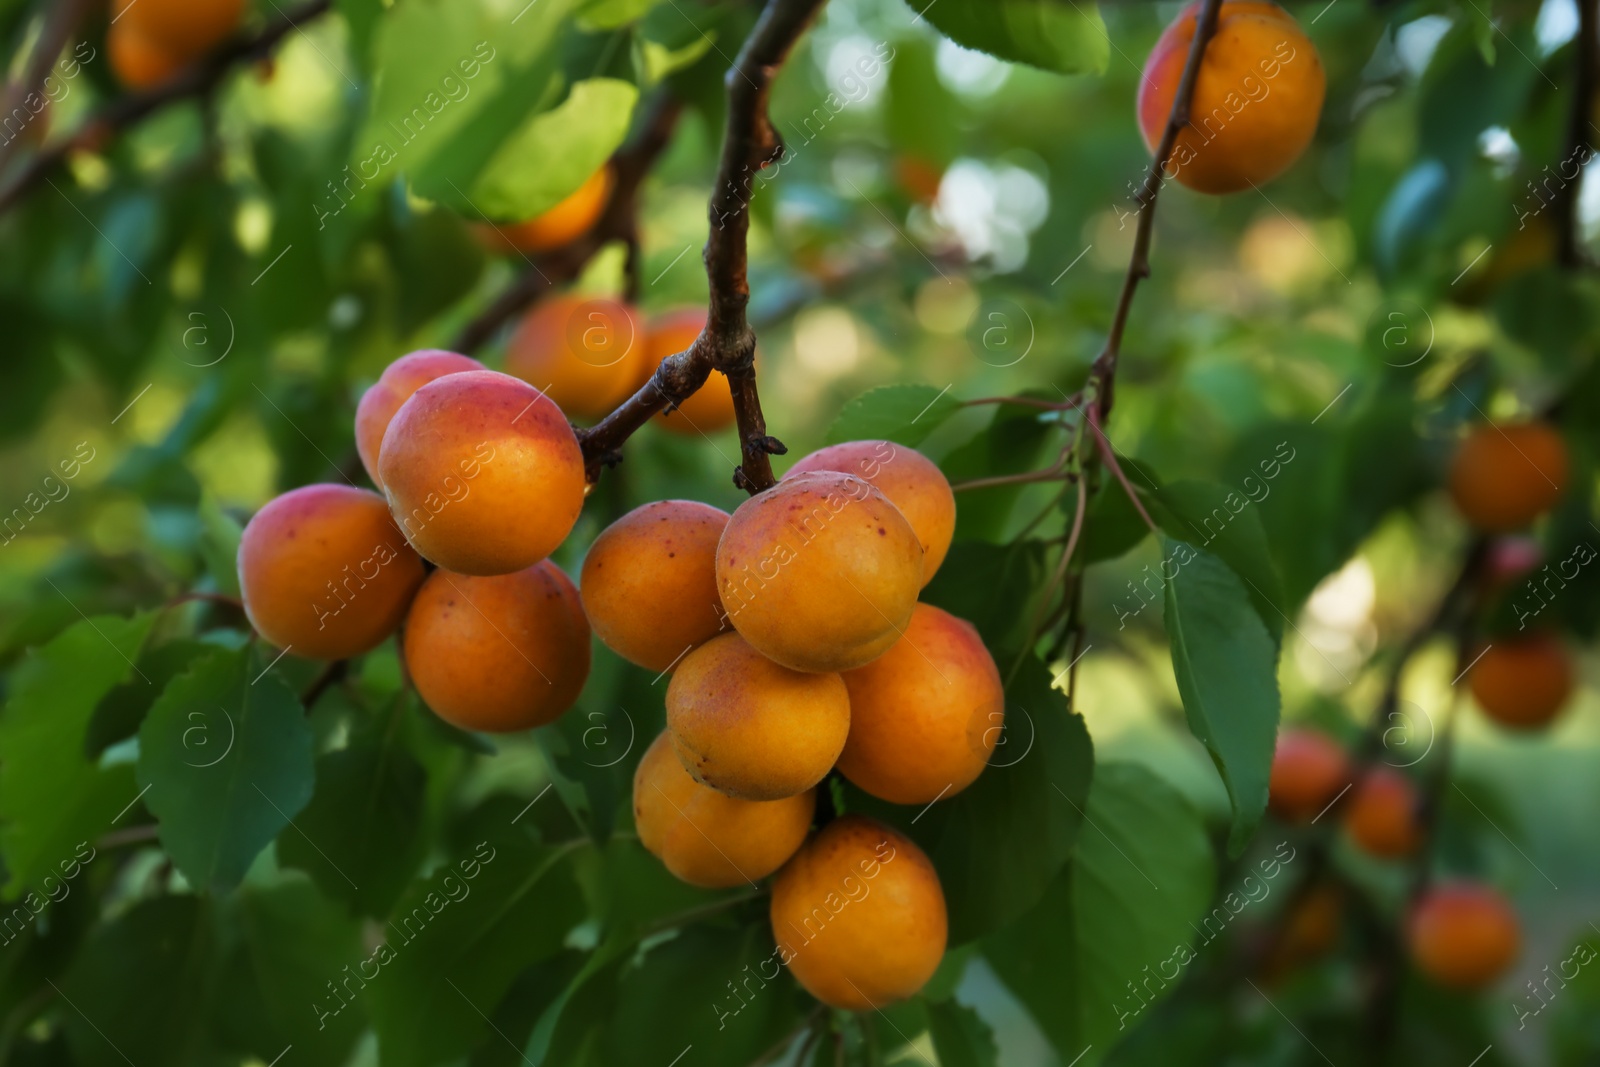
[1087,407,1159,535]
[0,0,92,177]
[1556,0,1598,266]
[300,658,348,709]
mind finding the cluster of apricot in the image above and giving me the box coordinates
[109,0,245,90]
[1269,729,1521,990]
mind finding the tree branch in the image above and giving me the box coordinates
[1556,0,1597,266]
[0,0,92,178]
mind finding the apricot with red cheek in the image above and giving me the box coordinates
[354,349,483,489]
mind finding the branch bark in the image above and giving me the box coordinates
[1556,0,1598,266]
[0,0,92,178]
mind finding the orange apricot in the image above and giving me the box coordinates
[479,166,614,255]
[112,0,245,59]
[505,294,647,422]
[1448,422,1569,532]
[107,23,184,90]
[716,471,923,673]
[1407,883,1521,990]
[1343,767,1420,859]
[1268,727,1349,822]
[665,632,849,800]
[784,440,955,584]
[579,500,729,672]
[642,308,740,436]
[237,484,425,660]
[894,155,944,205]
[1467,633,1574,730]
[633,730,814,888]
[1137,1,1326,194]
[770,815,947,1010]
[402,561,589,733]
[354,349,483,489]
[837,604,1002,805]
[378,370,585,576]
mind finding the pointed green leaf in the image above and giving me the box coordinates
[914,0,1109,75]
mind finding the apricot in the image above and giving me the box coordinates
[665,633,849,800]
[784,440,955,584]
[237,484,425,660]
[633,730,814,888]
[580,500,729,672]
[1448,422,1569,532]
[1343,767,1420,859]
[1407,883,1521,989]
[716,471,923,673]
[378,370,585,576]
[480,166,614,255]
[402,561,589,732]
[894,155,944,205]
[354,349,483,489]
[1137,1,1326,194]
[642,309,739,436]
[505,294,647,422]
[769,815,946,1010]
[1467,633,1574,730]
[112,0,245,59]
[1268,727,1349,822]
[837,604,1001,805]
[107,23,183,90]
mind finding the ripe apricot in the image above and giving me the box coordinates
[1467,633,1574,730]
[894,155,944,205]
[716,471,923,673]
[354,349,483,489]
[480,166,614,255]
[665,633,849,800]
[633,730,814,888]
[237,484,425,660]
[402,561,589,732]
[837,604,1001,804]
[1137,1,1326,194]
[784,440,955,585]
[378,370,585,576]
[642,309,739,436]
[107,23,183,90]
[1343,767,1420,859]
[1268,727,1349,822]
[1448,422,1569,532]
[505,294,647,422]
[1407,883,1520,990]
[112,0,245,59]
[580,500,729,672]
[770,815,947,1010]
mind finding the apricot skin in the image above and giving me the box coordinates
[666,633,850,800]
[838,604,1001,805]
[1343,767,1420,859]
[108,24,183,90]
[716,471,924,673]
[1448,423,1569,532]
[1137,1,1326,194]
[785,440,956,585]
[237,484,425,660]
[1268,728,1349,822]
[111,0,244,63]
[1408,884,1520,990]
[643,309,738,436]
[402,561,589,733]
[1468,633,1573,730]
[481,166,614,255]
[354,350,483,489]
[770,815,947,1011]
[505,294,647,422]
[378,370,585,576]
[633,731,815,888]
[580,500,729,672]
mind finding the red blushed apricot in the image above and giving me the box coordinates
[1468,633,1574,730]
[784,440,955,585]
[237,484,425,660]
[478,166,614,255]
[402,561,589,732]
[838,604,1002,805]
[354,349,483,489]
[633,731,814,888]
[642,309,740,436]
[666,633,850,800]
[1448,423,1569,532]
[505,294,648,422]
[716,471,923,673]
[1137,1,1325,194]
[770,815,947,1011]
[1408,883,1521,990]
[378,370,585,576]
[111,0,244,64]
[1343,767,1420,859]
[580,500,729,672]
[1268,727,1349,822]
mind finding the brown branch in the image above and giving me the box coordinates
[300,658,349,709]
[0,0,92,177]
[1556,0,1598,266]
[0,0,333,216]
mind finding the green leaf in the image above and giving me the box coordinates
[825,384,961,447]
[579,0,660,30]
[985,763,1216,1066]
[921,540,1048,652]
[1079,456,1160,565]
[0,612,154,896]
[198,494,243,598]
[1150,481,1286,643]
[137,647,316,891]
[926,999,1000,1067]
[1161,539,1280,855]
[914,0,1109,75]
[88,637,212,756]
